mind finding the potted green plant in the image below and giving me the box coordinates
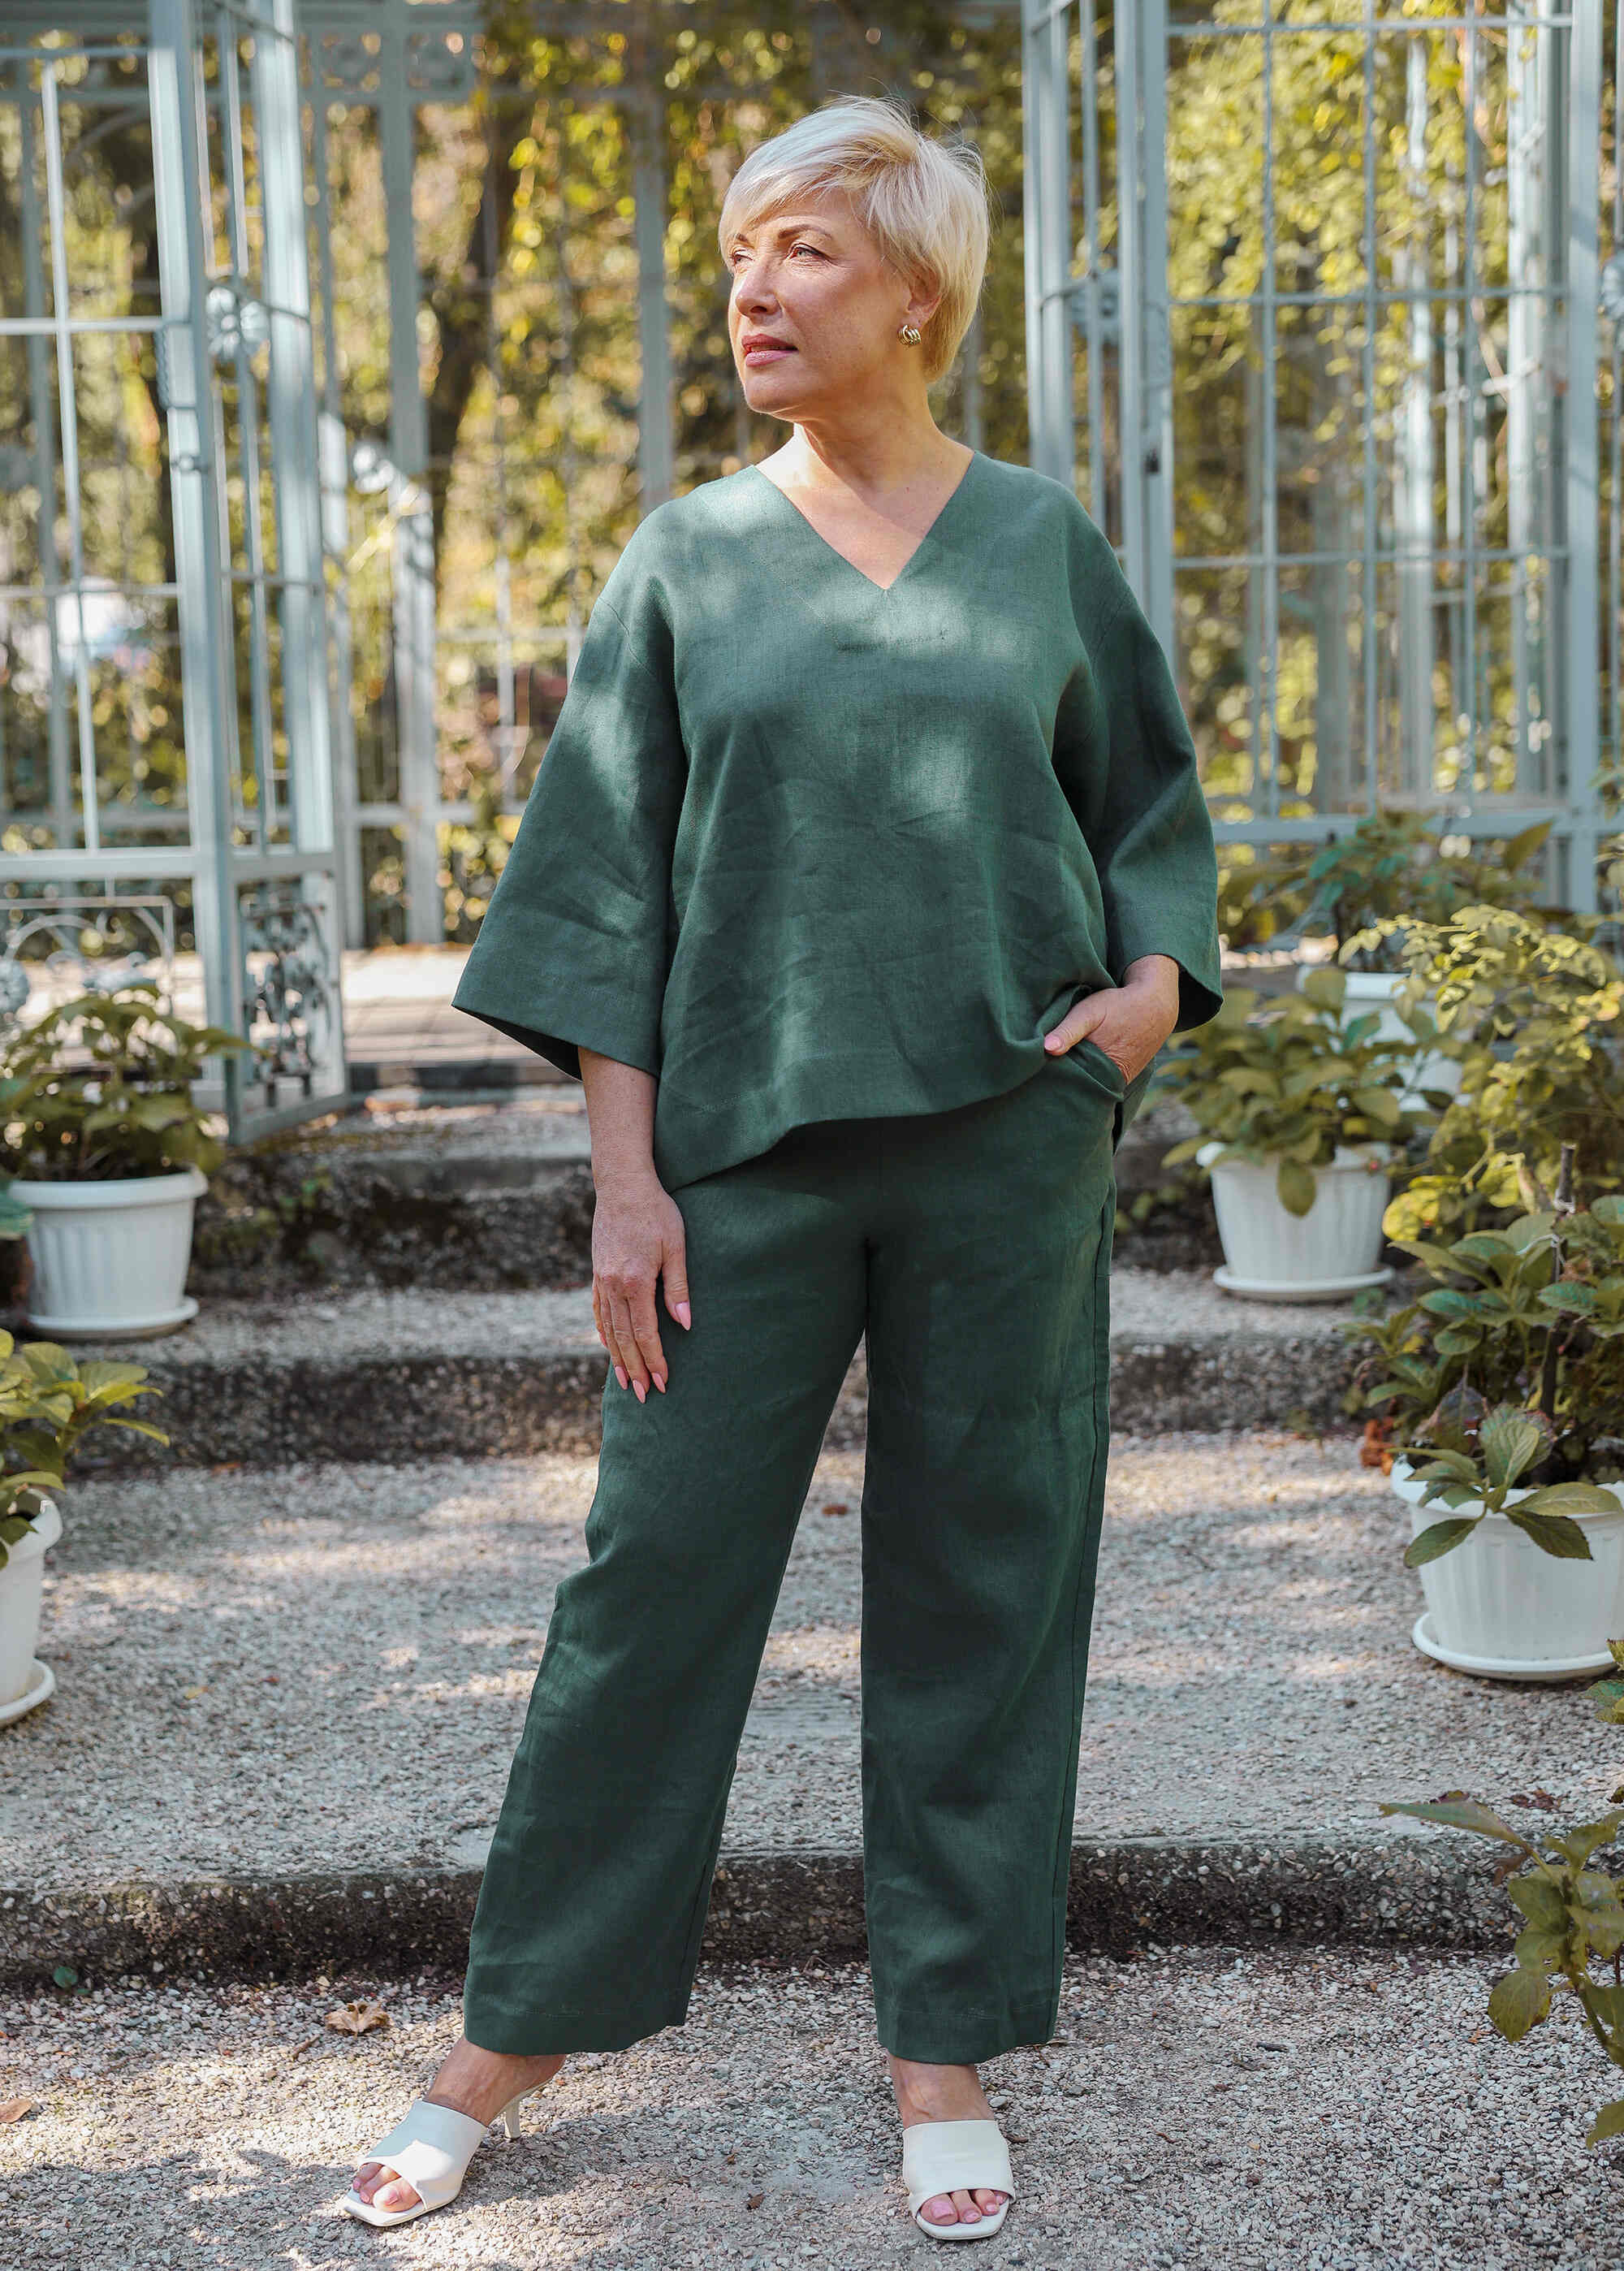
[1154,965,1427,1300]
[1229,810,1555,1102]
[0,979,259,1338]
[0,1333,168,1723]
[1346,1163,1624,1676]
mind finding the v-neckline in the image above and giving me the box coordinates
[749,449,983,599]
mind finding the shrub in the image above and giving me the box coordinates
[1362,906,1624,1244]
[1379,1792,1624,2148]
[0,979,259,1182]
[0,1334,167,1570]
[1154,964,1427,1213]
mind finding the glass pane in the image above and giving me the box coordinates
[88,593,187,839]
[0,336,54,593]
[0,599,65,832]
[71,331,171,588]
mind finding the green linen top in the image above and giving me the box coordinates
[451,447,1224,1192]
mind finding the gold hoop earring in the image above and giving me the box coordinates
[898,322,922,345]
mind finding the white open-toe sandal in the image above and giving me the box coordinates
[901,2116,1015,2242]
[338,2089,529,2229]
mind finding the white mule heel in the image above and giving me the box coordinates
[901,2117,1015,2242]
[338,2089,529,2229]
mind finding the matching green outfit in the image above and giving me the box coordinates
[453,448,1222,2061]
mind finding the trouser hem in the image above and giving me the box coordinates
[461,1995,691,2058]
[875,1996,1060,2068]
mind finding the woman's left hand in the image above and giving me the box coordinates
[1043,954,1182,1084]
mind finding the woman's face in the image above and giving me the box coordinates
[724,191,930,417]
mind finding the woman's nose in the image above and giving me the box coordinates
[732,260,780,310]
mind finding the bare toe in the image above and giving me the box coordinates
[950,2187,983,2221]
[922,2191,959,2224]
[352,2161,420,2212]
[373,2169,422,2211]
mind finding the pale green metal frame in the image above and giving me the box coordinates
[1022,0,1611,910]
[0,0,348,1137]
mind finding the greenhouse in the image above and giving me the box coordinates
[0,0,1617,1136]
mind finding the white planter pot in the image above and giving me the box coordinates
[0,1492,59,1719]
[1294,966,1461,1103]
[1393,1457,1624,1679]
[1199,1140,1394,1302]
[10,1166,206,1338]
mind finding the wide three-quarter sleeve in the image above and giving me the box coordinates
[451,566,687,1080]
[1052,567,1224,1035]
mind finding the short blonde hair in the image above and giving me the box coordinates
[718,94,991,390]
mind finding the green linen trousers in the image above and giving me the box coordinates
[460,1032,1146,2068]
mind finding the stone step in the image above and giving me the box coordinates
[188,1096,597,1299]
[2,1433,1594,1989]
[183,1087,1232,1298]
[33,1269,1378,1472]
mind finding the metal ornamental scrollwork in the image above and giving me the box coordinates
[0,898,178,1028]
[240,885,336,1093]
[404,29,476,97]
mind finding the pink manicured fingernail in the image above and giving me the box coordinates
[653,1373,667,1393]
[614,1364,628,1391]
[633,1378,646,1404]
[674,1300,691,1328]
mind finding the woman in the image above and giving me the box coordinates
[340,93,1221,2244]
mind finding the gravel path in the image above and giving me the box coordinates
[2,1945,1619,2269]
[9,1433,1622,1897]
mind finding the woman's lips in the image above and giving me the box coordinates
[744,344,795,362]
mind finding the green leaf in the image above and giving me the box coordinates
[1586,2100,1624,2145]
[1448,1231,1518,1270]
[1579,1981,1624,2038]
[1298,966,1348,1012]
[100,1417,171,1444]
[1540,1283,1601,1316]
[1351,1086,1403,1127]
[1557,1821,1624,1869]
[1488,1962,1553,2041]
[1525,1483,1624,1516]
[1276,1157,1317,1217]
[1377,1797,1536,1850]
[1160,1136,1209,1168]
[1403,1517,1480,1566]
[1398,1447,1481,1486]
[1507,1873,1570,1930]
[1418,1289,1484,1319]
[1391,1237,1466,1278]
[1513,1923,1568,1969]
[1503,1505,1594,1560]
[1501,820,1554,872]
[1481,1406,1551,1492]
[1432,1327,1485,1356]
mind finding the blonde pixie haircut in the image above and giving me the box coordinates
[718,94,991,391]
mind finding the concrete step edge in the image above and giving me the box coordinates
[1,1831,1505,1989]
[63,1328,1361,1470]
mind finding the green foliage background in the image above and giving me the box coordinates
[1,1,1618,947]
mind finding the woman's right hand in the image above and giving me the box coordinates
[577,1045,691,1403]
[590,1169,691,1401]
